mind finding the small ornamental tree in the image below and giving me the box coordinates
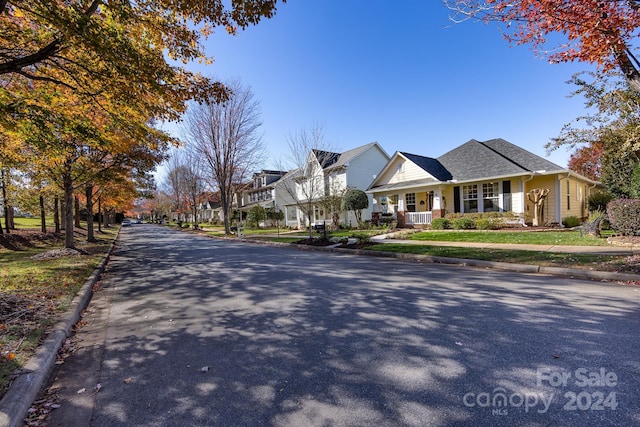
[341,188,369,226]
[527,188,550,226]
[265,207,284,227]
[607,199,640,235]
[247,205,266,228]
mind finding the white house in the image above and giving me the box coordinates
[280,142,390,228]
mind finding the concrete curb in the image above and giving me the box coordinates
[0,234,118,427]
[237,237,640,284]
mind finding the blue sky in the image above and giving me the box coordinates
[181,0,594,170]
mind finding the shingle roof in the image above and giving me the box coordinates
[400,152,452,181]
[331,142,380,169]
[437,138,564,181]
[312,149,340,168]
[482,138,563,172]
[368,177,441,192]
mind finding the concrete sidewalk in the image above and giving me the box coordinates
[370,235,640,255]
[253,230,640,255]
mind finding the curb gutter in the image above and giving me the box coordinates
[240,238,640,284]
[0,235,118,427]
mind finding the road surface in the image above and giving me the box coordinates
[48,224,640,426]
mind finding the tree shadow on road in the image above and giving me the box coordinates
[63,226,640,426]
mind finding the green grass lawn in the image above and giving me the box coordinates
[0,227,117,397]
[408,230,613,246]
[250,236,303,244]
[12,216,55,229]
[366,243,617,266]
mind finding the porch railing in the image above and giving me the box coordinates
[405,211,432,225]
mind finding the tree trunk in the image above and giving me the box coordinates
[86,184,95,242]
[62,169,75,249]
[1,169,9,234]
[74,196,81,228]
[40,195,46,233]
[97,195,102,233]
[615,48,640,94]
[307,202,313,239]
[223,201,231,234]
[60,196,66,230]
[54,196,60,233]
[220,189,231,234]
[6,205,13,229]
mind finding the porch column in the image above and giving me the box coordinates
[397,211,406,227]
[432,190,446,219]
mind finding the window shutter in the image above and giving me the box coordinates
[453,186,460,213]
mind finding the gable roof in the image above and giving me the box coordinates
[437,138,564,182]
[368,138,575,192]
[400,152,452,181]
[313,142,389,172]
[312,149,340,168]
[330,142,387,170]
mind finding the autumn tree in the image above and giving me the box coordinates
[445,1,640,92]
[163,154,190,223]
[163,148,207,227]
[184,80,265,234]
[551,74,640,197]
[567,141,604,181]
[11,77,169,248]
[146,189,173,223]
[1,0,284,246]
[0,0,284,124]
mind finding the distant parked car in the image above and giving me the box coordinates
[122,219,132,227]
[135,218,142,224]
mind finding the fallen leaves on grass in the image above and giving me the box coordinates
[31,248,88,260]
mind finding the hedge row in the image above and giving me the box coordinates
[607,199,640,236]
[430,217,506,230]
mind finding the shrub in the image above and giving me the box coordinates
[489,217,505,229]
[562,216,581,228]
[350,232,371,244]
[607,199,640,235]
[452,217,476,230]
[430,218,450,230]
[588,191,614,212]
[247,206,266,228]
[476,219,491,230]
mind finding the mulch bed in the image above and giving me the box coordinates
[292,238,335,246]
[0,230,62,251]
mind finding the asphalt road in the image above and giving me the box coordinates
[47,224,640,426]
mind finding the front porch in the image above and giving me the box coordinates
[372,190,441,227]
[405,211,432,226]
[372,210,437,227]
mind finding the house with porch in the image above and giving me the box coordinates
[242,170,288,209]
[367,138,601,227]
[198,198,222,224]
[280,142,390,228]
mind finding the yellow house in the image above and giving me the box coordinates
[367,138,601,227]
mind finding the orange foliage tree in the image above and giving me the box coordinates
[446,1,640,92]
[567,141,604,181]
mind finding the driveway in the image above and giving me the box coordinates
[48,224,640,426]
